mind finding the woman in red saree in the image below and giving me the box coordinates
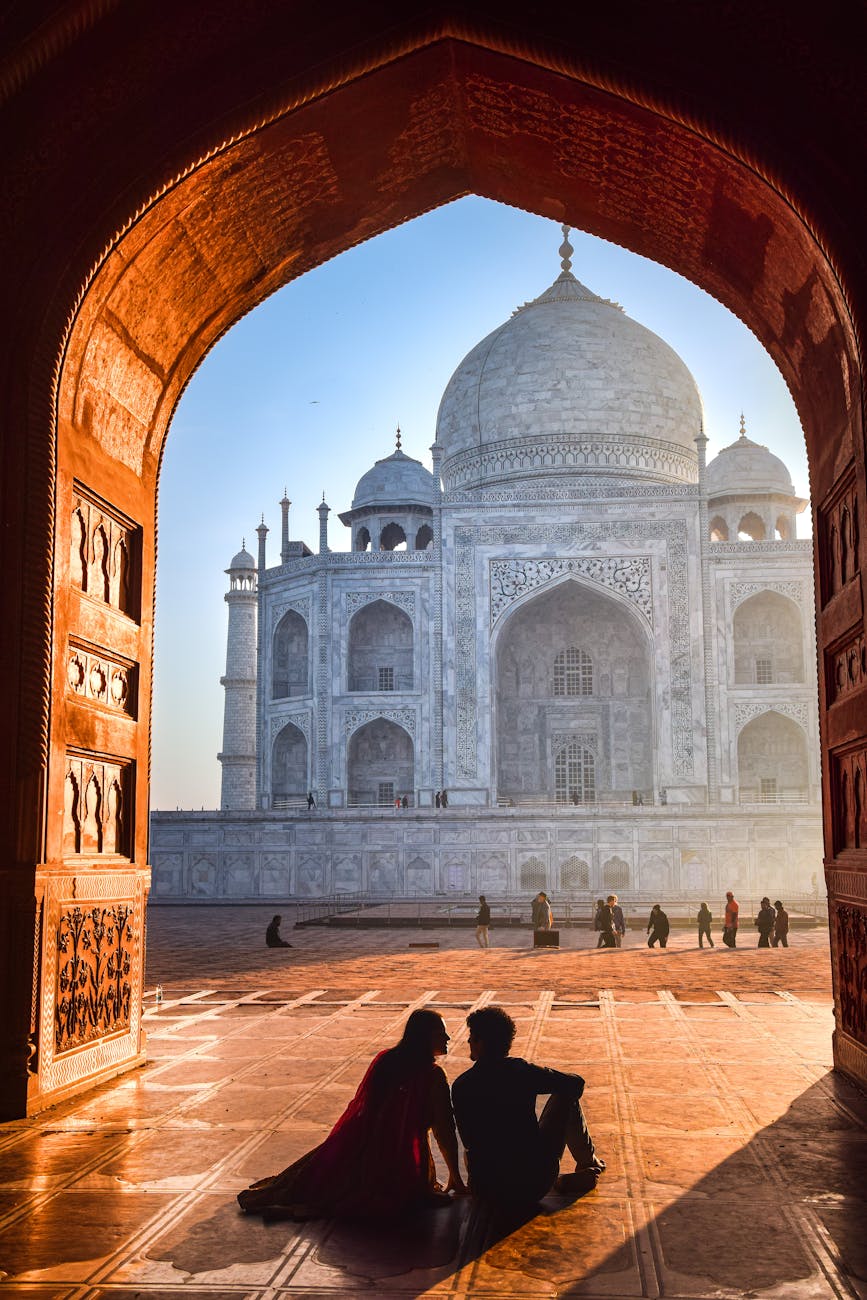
[237,1009,467,1219]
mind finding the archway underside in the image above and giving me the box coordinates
[2,21,865,1117]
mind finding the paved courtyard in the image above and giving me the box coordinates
[0,908,865,1298]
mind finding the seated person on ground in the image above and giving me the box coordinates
[451,1005,604,1208]
[265,914,292,948]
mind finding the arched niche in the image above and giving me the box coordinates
[347,717,414,806]
[733,591,804,684]
[272,609,309,699]
[379,522,407,551]
[354,526,371,552]
[738,511,766,541]
[737,711,809,802]
[560,855,590,891]
[348,599,413,692]
[494,579,653,803]
[415,523,433,551]
[271,722,308,804]
[709,515,729,542]
[775,514,795,541]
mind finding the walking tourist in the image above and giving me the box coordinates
[608,894,626,947]
[597,898,616,948]
[772,899,789,947]
[593,898,606,948]
[475,894,491,948]
[646,904,670,948]
[238,1010,466,1219]
[697,902,714,948]
[440,789,449,808]
[435,791,441,808]
[755,896,776,947]
[265,914,292,948]
[723,891,739,947]
[306,791,316,810]
[451,1005,605,1208]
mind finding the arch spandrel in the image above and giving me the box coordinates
[1,8,865,1113]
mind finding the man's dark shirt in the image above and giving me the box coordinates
[476,902,491,926]
[452,1056,584,1200]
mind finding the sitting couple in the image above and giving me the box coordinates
[237,1005,603,1220]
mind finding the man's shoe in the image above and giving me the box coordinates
[554,1164,603,1196]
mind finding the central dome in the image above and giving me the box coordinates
[435,264,703,492]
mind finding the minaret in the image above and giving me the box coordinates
[317,493,330,554]
[218,541,257,810]
[280,490,291,564]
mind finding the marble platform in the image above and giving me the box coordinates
[0,912,863,1298]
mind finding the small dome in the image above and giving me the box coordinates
[351,448,436,510]
[228,544,255,570]
[435,264,703,489]
[707,426,795,497]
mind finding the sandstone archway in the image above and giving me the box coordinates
[0,7,864,1116]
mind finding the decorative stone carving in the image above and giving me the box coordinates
[70,486,139,618]
[709,540,812,556]
[444,435,698,492]
[346,591,416,619]
[269,710,312,742]
[455,520,692,780]
[828,632,867,705]
[834,903,867,1046]
[55,903,135,1053]
[66,642,136,717]
[344,708,416,737]
[446,481,697,503]
[271,596,311,628]
[490,556,652,625]
[733,702,810,733]
[729,580,804,610]
[550,731,598,756]
[819,465,860,606]
[63,754,131,857]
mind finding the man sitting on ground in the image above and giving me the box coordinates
[265,914,292,948]
[451,1005,604,1208]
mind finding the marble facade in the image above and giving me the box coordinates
[153,246,822,900]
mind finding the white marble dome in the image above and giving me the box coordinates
[227,544,255,570]
[707,430,795,497]
[351,448,436,510]
[435,267,703,491]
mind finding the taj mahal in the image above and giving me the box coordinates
[151,229,822,903]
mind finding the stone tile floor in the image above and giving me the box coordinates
[0,909,865,1298]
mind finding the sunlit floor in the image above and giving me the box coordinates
[0,912,864,1298]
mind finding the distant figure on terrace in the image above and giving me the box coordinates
[452,1005,605,1209]
[440,789,449,808]
[265,915,292,948]
[532,891,553,930]
[646,904,669,948]
[475,894,491,948]
[755,896,776,947]
[238,1010,466,1220]
[723,891,739,947]
[306,791,316,810]
[697,902,714,948]
[608,894,626,947]
[772,900,790,947]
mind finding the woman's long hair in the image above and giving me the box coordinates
[371,1010,444,1092]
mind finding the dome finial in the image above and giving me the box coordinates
[241,537,245,550]
[739,412,747,439]
[395,423,402,452]
[559,224,574,274]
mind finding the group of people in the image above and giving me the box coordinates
[595,893,792,949]
[237,1005,604,1221]
[434,790,449,808]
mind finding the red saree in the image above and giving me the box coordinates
[237,1050,446,1219]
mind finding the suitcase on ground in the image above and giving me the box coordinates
[533,929,560,948]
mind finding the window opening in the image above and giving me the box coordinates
[755,656,773,684]
[555,743,596,804]
[560,855,590,890]
[377,782,394,805]
[760,777,778,803]
[553,647,593,696]
[378,666,395,692]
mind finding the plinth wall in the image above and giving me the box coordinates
[150,808,823,901]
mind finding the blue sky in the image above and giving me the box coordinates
[151,197,809,810]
